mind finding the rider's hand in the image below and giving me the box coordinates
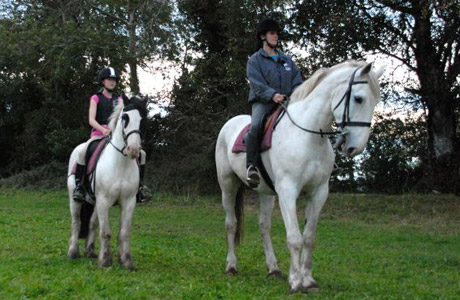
[272,93,286,103]
[103,128,111,137]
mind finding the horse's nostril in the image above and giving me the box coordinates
[347,147,355,155]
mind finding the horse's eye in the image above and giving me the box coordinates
[122,114,130,127]
[355,96,363,104]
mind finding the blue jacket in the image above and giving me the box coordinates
[247,48,302,104]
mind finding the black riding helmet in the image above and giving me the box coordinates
[98,67,120,83]
[256,19,281,40]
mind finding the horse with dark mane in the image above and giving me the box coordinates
[67,94,148,270]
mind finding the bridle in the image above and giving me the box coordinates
[280,67,371,138]
[109,109,143,156]
[332,67,371,128]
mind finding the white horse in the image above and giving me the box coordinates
[216,61,384,293]
[67,94,148,270]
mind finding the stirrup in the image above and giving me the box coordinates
[73,185,86,203]
[246,166,260,188]
[136,185,151,203]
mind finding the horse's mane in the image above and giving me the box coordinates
[108,101,124,132]
[289,60,379,103]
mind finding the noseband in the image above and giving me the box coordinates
[280,66,371,137]
[109,108,144,156]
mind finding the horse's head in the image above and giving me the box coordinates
[118,94,148,159]
[331,62,385,157]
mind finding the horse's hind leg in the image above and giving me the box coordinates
[220,175,243,275]
[118,197,136,271]
[299,184,328,292]
[96,200,113,268]
[67,199,81,259]
[258,194,281,277]
[84,209,98,258]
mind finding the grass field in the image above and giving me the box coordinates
[0,189,459,299]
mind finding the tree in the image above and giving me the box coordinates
[0,0,176,177]
[0,0,110,175]
[357,111,428,193]
[291,0,460,193]
[151,0,288,192]
[84,0,177,94]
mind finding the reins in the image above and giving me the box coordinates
[109,108,144,156]
[280,67,370,138]
[279,100,341,138]
[109,129,142,156]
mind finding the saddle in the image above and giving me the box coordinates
[85,138,110,175]
[231,106,284,193]
[232,106,283,153]
[71,137,109,201]
[85,137,110,200]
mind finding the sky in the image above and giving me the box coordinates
[138,62,178,97]
[136,61,180,117]
[138,53,418,122]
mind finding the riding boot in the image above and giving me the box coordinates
[136,165,151,203]
[245,132,261,187]
[73,163,86,203]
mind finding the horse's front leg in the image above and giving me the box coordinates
[258,194,281,277]
[96,199,113,268]
[299,183,328,293]
[277,183,303,293]
[118,195,137,271]
[84,209,98,258]
[67,200,81,259]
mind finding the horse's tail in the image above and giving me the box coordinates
[79,201,94,239]
[234,185,244,247]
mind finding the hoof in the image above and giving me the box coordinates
[305,287,319,294]
[289,282,303,294]
[125,264,137,271]
[268,270,284,279]
[225,267,238,276]
[98,256,113,268]
[67,250,80,259]
[301,281,319,294]
[118,256,137,271]
[120,261,137,271]
[85,251,98,259]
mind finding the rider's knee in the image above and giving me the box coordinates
[248,120,264,138]
[140,149,146,165]
[76,143,89,165]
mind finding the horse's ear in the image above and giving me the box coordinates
[122,93,130,106]
[375,66,385,79]
[142,96,149,108]
[359,62,373,76]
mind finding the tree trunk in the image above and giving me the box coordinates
[412,0,459,193]
[127,7,139,94]
[424,94,459,193]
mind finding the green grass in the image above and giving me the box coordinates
[0,189,459,299]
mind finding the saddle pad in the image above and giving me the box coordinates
[232,106,283,153]
[70,138,109,177]
[86,137,109,175]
